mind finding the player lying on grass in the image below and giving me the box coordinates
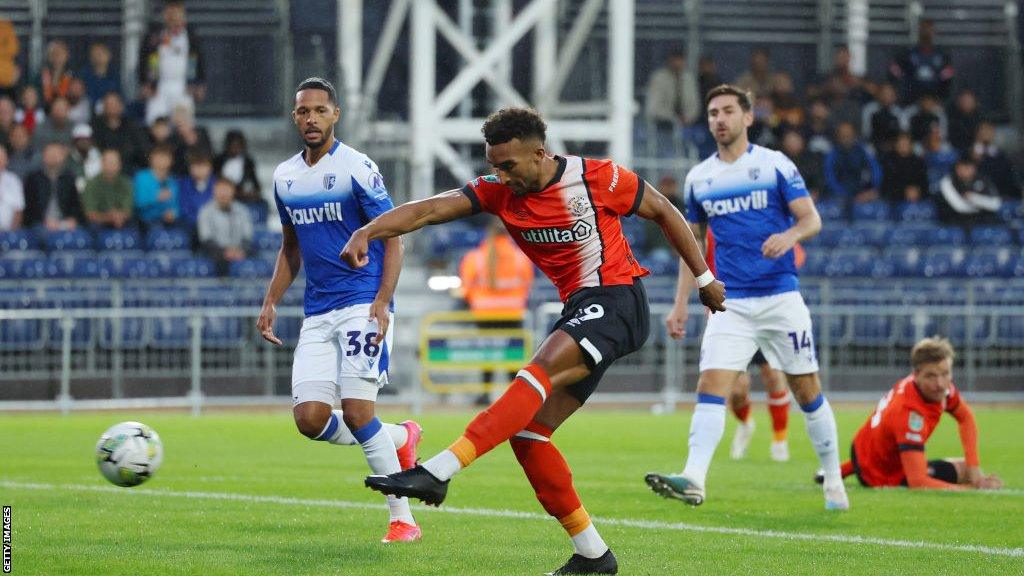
[341,107,726,575]
[817,336,1002,490]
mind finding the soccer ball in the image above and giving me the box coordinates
[95,421,163,487]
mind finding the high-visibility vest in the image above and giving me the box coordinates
[459,235,535,314]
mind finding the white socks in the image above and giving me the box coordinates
[421,449,462,482]
[571,524,609,559]
[352,417,414,524]
[801,394,842,489]
[681,395,727,487]
[318,410,408,449]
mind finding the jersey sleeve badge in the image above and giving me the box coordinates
[908,411,924,432]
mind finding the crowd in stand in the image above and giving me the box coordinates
[644,20,1023,240]
[0,1,263,276]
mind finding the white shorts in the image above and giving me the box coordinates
[291,304,394,405]
[699,291,819,375]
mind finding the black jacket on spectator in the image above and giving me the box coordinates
[92,116,148,173]
[23,169,84,227]
[888,47,954,104]
[937,173,1002,226]
[791,150,825,198]
[976,145,1023,199]
[214,152,262,204]
[867,107,903,151]
[947,107,980,154]
[909,108,941,143]
[880,151,929,203]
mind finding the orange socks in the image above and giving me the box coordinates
[768,390,791,442]
[510,421,588,536]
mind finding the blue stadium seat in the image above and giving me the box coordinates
[97,229,143,251]
[824,247,876,278]
[851,201,891,222]
[921,247,968,278]
[851,314,894,344]
[245,202,269,228]
[642,252,678,276]
[44,229,94,251]
[120,257,163,279]
[145,227,192,251]
[44,287,107,350]
[948,315,992,343]
[929,226,967,247]
[229,258,275,278]
[965,247,1015,278]
[203,316,244,347]
[886,222,938,246]
[252,230,282,252]
[0,289,45,350]
[881,246,923,278]
[17,257,65,279]
[620,218,647,249]
[969,226,1014,247]
[808,226,844,249]
[815,199,845,221]
[171,257,216,278]
[897,201,937,222]
[999,200,1022,222]
[71,256,109,279]
[0,230,40,251]
[850,222,889,247]
[995,316,1024,345]
[801,250,830,276]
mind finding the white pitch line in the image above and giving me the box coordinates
[2,480,1022,558]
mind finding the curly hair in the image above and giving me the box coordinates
[481,107,547,146]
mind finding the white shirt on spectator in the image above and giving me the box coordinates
[0,170,24,230]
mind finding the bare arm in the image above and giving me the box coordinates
[341,189,474,268]
[257,226,302,345]
[762,196,822,259]
[368,236,404,344]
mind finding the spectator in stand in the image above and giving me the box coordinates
[214,129,262,207]
[947,89,980,155]
[0,95,16,146]
[907,94,947,144]
[177,147,215,229]
[146,116,175,158]
[197,178,252,275]
[80,42,120,109]
[6,124,36,180]
[0,17,19,100]
[824,121,882,206]
[15,85,44,135]
[139,0,206,125]
[880,132,929,205]
[771,73,804,136]
[937,157,1002,226]
[91,91,146,173]
[972,121,1022,200]
[861,82,905,154]
[33,96,73,148]
[37,40,73,109]
[23,141,82,230]
[645,50,701,135]
[133,143,179,228]
[66,78,91,126]
[735,47,787,100]
[748,93,778,148]
[169,104,212,174]
[697,56,721,102]
[68,123,102,187]
[0,146,24,231]
[889,19,954,104]
[643,175,685,252]
[803,98,834,156]
[816,46,870,103]
[780,130,823,200]
[82,148,133,230]
[922,126,959,195]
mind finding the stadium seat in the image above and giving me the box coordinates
[97,229,143,251]
[850,222,889,247]
[929,226,967,247]
[995,316,1024,345]
[921,247,968,278]
[642,252,678,276]
[145,227,192,251]
[801,250,830,276]
[897,201,937,222]
[228,258,275,278]
[886,222,938,246]
[965,247,1015,278]
[252,230,283,252]
[948,315,992,343]
[824,247,876,278]
[171,257,216,279]
[969,226,1014,247]
[120,257,163,279]
[16,257,64,279]
[881,246,923,278]
[809,226,844,249]
[0,289,45,350]
[0,230,40,251]
[44,229,94,252]
[851,314,894,344]
[999,200,1022,222]
[815,199,845,221]
[851,201,891,222]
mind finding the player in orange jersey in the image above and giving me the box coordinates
[819,337,1002,490]
[343,107,726,575]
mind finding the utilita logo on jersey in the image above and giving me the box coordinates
[287,202,345,225]
[702,190,769,216]
[520,220,593,243]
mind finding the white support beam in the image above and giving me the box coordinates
[410,0,437,197]
[363,0,410,107]
[532,0,558,108]
[540,0,603,112]
[607,0,634,164]
[339,0,363,138]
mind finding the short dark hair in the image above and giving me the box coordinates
[481,107,547,146]
[149,143,174,158]
[704,84,753,111]
[185,145,213,166]
[296,77,337,105]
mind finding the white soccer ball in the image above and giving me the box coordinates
[95,421,163,487]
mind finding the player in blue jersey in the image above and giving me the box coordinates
[256,77,423,543]
[645,85,849,511]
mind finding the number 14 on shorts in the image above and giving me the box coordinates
[787,330,814,357]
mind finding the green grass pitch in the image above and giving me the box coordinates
[1,406,1021,575]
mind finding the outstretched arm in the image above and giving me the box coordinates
[635,181,725,314]
[341,189,475,268]
[948,402,1002,489]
